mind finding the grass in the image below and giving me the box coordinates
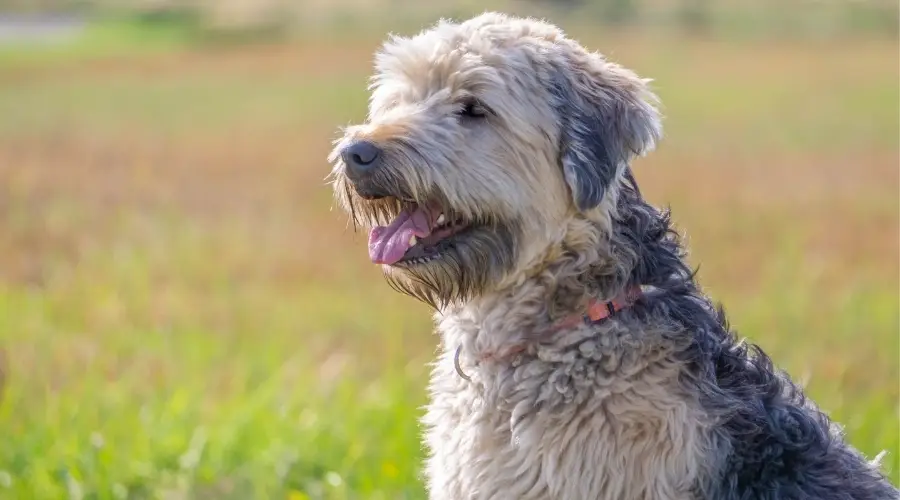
[0,15,199,69]
[0,15,897,499]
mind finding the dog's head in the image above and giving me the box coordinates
[328,12,661,307]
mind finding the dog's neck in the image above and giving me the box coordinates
[436,178,687,366]
[458,286,643,380]
[437,219,632,360]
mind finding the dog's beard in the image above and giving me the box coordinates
[330,159,520,308]
[382,222,519,308]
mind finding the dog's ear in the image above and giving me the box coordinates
[549,45,661,211]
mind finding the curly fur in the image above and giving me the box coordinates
[328,12,898,499]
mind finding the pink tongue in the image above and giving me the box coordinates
[368,207,435,264]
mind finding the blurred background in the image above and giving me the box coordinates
[0,0,897,498]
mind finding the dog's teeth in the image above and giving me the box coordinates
[410,236,417,246]
[436,214,446,225]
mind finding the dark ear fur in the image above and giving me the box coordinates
[549,49,662,211]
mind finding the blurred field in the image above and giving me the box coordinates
[0,4,897,499]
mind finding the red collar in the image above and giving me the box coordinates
[555,284,643,330]
[454,285,644,380]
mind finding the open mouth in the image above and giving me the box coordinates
[368,200,470,265]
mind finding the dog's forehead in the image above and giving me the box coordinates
[368,17,560,109]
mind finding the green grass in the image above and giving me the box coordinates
[0,214,432,499]
[0,15,897,499]
[0,16,199,69]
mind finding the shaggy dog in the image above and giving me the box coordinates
[327,12,897,499]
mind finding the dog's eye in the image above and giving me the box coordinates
[457,100,488,119]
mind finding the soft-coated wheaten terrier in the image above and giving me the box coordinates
[328,12,897,500]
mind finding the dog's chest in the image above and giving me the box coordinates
[421,321,709,500]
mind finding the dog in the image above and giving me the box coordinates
[327,12,897,499]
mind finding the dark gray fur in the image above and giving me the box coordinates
[552,72,617,212]
[580,173,899,499]
[545,50,897,497]
[549,61,659,212]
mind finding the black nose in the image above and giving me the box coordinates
[340,141,382,178]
